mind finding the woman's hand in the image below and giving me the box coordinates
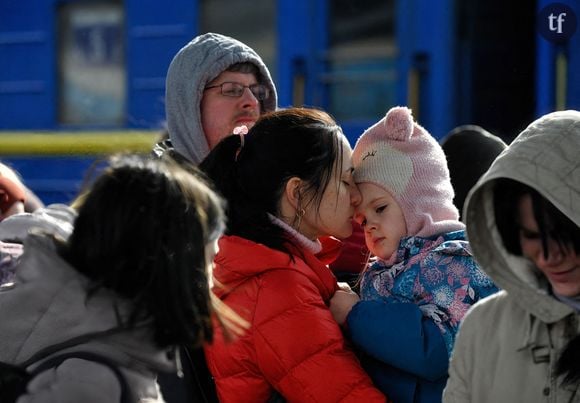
[329,286,360,326]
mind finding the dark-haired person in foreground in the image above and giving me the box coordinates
[0,155,242,402]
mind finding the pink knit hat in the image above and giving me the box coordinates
[352,106,464,238]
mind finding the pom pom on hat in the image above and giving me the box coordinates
[352,106,463,238]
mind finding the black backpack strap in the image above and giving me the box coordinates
[19,327,126,368]
[31,351,132,403]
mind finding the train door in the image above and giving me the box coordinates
[453,1,537,142]
[0,0,196,204]
[277,0,398,145]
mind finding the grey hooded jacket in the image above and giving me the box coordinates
[0,234,176,402]
[443,110,580,402]
[164,32,277,165]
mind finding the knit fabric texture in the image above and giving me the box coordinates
[352,106,463,238]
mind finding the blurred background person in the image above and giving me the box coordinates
[440,125,507,220]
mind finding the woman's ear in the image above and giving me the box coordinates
[283,177,302,210]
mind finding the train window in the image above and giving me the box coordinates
[199,0,276,80]
[327,0,396,122]
[57,2,125,126]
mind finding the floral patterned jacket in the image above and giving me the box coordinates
[347,230,498,402]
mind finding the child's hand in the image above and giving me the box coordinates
[329,289,360,326]
[337,281,352,292]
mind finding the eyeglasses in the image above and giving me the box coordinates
[205,82,270,101]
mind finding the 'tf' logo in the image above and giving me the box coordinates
[549,12,566,33]
[538,3,577,43]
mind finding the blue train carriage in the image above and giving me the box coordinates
[2,0,580,205]
[0,0,193,204]
[276,0,579,143]
[0,131,159,205]
[2,0,580,136]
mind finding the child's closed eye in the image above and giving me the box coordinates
[375,205,387,214]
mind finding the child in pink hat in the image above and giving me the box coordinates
[332,106,499,403]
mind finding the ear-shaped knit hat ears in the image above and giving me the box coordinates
[353,106,463,238]
[383,105,414,141]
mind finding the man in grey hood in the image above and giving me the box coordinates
[443,110,580,402]
[158,32,278,165]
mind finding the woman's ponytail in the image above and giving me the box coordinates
[199,134,243,205]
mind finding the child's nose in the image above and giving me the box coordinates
[354,212,364,226]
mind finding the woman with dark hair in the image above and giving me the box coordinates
[200,108,386,402]
[0,154,241,402]
[443,110,580,402]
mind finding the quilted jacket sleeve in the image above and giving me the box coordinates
[253,270,386,403]
[347,300,449,381]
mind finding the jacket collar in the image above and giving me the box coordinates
[213,235,340,302]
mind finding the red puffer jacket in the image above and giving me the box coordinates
[204,235,386,402]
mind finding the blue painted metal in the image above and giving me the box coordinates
[2,156,99,205]
[396,0,456,139]
[535,28,557,116]
[1,0,197,130]
[3,0,580,204]
[568,4,580,110]
[536,0,580,115]
[277,0,308,108]
[1,0,200,205]
[125,0,198,128]
[0,1,56,129]
[277,0,328,109]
